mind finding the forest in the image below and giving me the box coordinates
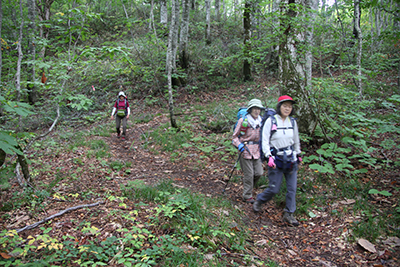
[0,0,399,266]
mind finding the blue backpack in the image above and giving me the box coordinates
[259,108,295,162]
[233,107,248,132]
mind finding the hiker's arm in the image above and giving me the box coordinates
[232,118,243,148]
[110,107,116,119]
[261,119,273,158]
[293,120,301,157]
[126,107,131,118]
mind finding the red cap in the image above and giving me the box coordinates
[278,95,296,104]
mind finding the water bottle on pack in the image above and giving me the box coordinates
[240,118,248,136]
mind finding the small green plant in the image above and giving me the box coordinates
[368,189,392,196]
[109,160,124,171]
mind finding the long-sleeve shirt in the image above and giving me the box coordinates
[261,114,301,159]
[232,116,262,159]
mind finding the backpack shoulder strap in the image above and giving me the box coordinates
[271,115,277,128]
[269,115,278,138]
[290,116,295,125]
[117,99,127,109]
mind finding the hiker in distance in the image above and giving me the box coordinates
[232,99,265,204]
[253,95,302,226]
[110,91,130,140]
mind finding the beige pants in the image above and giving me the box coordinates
[239,156,263,200]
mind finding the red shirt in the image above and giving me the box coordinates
[114,99,130,110]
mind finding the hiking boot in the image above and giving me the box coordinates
[253,201,262,212]
[117,132,121,138]
[243,197,255,204]
[121,136,125,140]
[283,212,299,226]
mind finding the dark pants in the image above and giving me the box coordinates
[115,115,127,136]
[256,163,298,213]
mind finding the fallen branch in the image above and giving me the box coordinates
[14,200,105,233]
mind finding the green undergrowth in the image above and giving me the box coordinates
[291,168,400,243]
[0,180,274,266]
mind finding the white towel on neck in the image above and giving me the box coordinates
[246,114,262,129]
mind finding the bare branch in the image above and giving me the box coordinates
[14,200,105,233]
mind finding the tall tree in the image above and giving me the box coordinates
[223,0,227,21]
[206,0,211,44]
[36,0,55,58]
[278,0,318,135]
[305,0,318,89]
[167,0,179,128]
[354,0,363,95]
[15,0,31,186]
[16,0,24,103]
[243,0,252,81]
[215,0,221,21]
[27,0,37,104]
[160,0,168,27]
[179,0,190,69]
[149,0,156,33]
[233,0,240,20]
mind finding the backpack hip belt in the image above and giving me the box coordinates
[271,145,294,156]
[246,141,258,145]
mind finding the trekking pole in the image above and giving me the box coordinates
[222,151,242,193]
[222,142,247,193]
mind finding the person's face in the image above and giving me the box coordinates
[119,96,125,100]
[280,102,293,117]
[250,107,261,118]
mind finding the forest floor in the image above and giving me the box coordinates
[1,90,399,266]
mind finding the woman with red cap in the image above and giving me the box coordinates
[253,95,302,226]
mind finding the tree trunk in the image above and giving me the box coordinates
[0,149,5,167]
[369,6,374,51]
[160,0,168,27]
[149,0,155,31]
[305,0,318,89]
[27,0,37,105]
[17,144,31,184]
[233,0,239,21]
[223,0,227,21]
[354,0,363,95]
[278,0,318,136]
[179,0,190,70]
[16,0,24,104]
[215,0,221,21]
[167,0,178,128]
[36,0,54,59]
[206,0,211,44]
[172,0,179,71]
[243,1,252,81]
